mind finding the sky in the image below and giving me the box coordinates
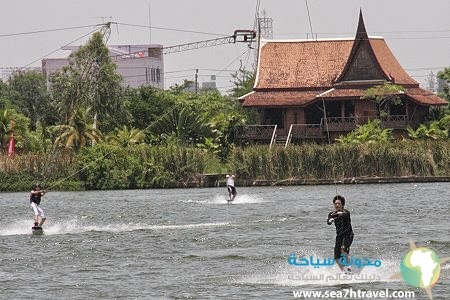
[0,0,449,94]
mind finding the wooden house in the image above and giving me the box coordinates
[239,11,447,146]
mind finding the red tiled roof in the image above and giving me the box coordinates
[405,87,448,105]
[242,90,318,107]
[253,38,419,90]
[255,40,353,89]
[369,39,418,85]
[319,88,366,98]
[242,86,448,107]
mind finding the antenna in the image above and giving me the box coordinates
[258,10,273,39]
[148,2,152,44]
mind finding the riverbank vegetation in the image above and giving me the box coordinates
[0,32,449,191]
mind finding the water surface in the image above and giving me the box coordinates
[1,183,449,299]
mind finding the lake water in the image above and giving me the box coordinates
[1,183,449,299]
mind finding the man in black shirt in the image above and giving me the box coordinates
[30,183,46,227]
[327,195,354,273]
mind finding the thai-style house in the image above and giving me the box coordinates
[240,11,447,146]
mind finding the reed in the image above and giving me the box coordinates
[230,141,450,181]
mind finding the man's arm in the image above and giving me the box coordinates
[327,211,335,225]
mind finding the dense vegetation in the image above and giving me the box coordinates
[0,31,449,191]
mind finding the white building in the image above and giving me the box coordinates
[42,44,164,89]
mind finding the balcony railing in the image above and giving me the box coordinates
[322,117,357,132]
[322,115,409,131]
[242,115,411,146]
[286,124,323,146]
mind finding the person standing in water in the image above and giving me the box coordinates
[30,183,46,227]
[327,195,354,274]
[226,171,237,202]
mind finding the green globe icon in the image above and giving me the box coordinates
[400,247,440,288]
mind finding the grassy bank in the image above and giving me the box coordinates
[230,140,450,181]
[1,140,450,192]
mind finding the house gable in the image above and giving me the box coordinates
[338,40,387,82]
[335,10,389,83]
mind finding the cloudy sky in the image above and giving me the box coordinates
[1,0,449,93]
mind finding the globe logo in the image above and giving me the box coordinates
[400,247,440,288]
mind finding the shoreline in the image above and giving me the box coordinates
[190,174,450,188]
[3,175,450,192]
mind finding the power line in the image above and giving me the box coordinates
[21,27,102,70]
[0,24,101,38]
[275,29,450,37]
[115,22,228,37]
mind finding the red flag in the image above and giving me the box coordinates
[7,134,15,158]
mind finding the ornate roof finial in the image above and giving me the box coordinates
[356,8,368,41]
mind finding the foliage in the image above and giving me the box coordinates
[0,108,30,150]
[406,114,450,140]
[361,82,406,117]
[8,71,56,130]
[143,89,250,160]
[229,141,450,181]
[230,67,255,98]
[53,107,103,150]
[122,86,176,131]
[169,79,196,94]
[0,150,79,191]
[151,106,213,145]
[49,31,123,131]
[336,119,393,144]
[0,80,13,109]
[437,67,450,104]
[106,125,146,147]
[76,144,210,189]
[406,122,448,140]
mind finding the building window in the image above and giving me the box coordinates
[156,68,160,83]
[151,68,156,82]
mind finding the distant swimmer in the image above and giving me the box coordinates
[30,183,47,228]
[226,171,237,202]
[327,195,354,274]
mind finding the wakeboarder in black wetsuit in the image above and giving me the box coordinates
[327,195,354,274]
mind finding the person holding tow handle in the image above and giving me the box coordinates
[327,195,354,274]
[30,183,46,227]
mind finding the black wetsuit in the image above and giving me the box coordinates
[327,209,354,260]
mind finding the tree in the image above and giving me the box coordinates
[361,82,406,117]
[122,86,176,131]
[437,67,450,105]
[106,125,145,147]
[8,71,54,131]
[0,108,29,150]
[169,80,195,94]
[230,67,255,98]
[426,71,437,93]
[0,80,12,109]
[53,107,102,151]
[151,106,213,145]
[50,31,123,131]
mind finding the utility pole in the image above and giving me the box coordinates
[255,10,273,68]
[195,69,198,93]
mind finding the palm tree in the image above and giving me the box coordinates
[106,125,145,147]
[152,106,212,145]
[53,107,102,150]
[0,109,13,148]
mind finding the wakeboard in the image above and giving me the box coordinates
[31,226,44,235]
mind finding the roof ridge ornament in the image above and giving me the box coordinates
[356,8,369,41]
